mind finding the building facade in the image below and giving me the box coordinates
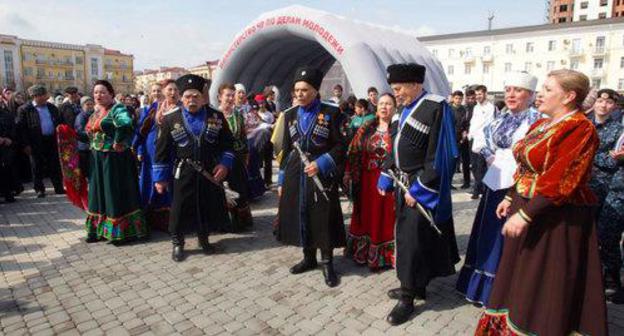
[548,0,624,23]
[420,17,624,93]
[0,34,133,94]
[550,0,576,23]
[133,67,188,93]
[187,60,218,82]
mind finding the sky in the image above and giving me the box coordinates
[0,0,548,71]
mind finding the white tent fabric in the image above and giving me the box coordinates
[210,5,450,107]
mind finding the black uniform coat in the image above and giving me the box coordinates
[384,94,460,289]
[277,101,347,250]
[154,106,235,235]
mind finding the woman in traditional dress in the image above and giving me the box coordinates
[346,99,375,142]
[344,93,396,270]
[475,69,607,335]
[132,80,176,232]
[85,80,147,244]
[456,72,541,306]
[219,83,253,232]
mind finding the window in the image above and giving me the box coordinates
[36,67,45,78]
[560,4,568,12]
[506,43,514,54]
[75,56,83,65]
[547,61,555,71]
[4,50,14,84]
[483,63,490,74]
[548,40,556,51]
[483,46,491,55]
[558,17,567,23]
[76,70,83,79]
[448,48,455,57]
[594,58,604,69]
[505,63,512,72]
[572,38,582,53]
[465,64,472,75]
[91,58,98,77]
[621,57,624,68]
[600,0,608,6]
[65,70,73,80]
[618,79,624,90]
[465,47,473,56]
[525,62,532,72]
[580,15,587,21]
[525,42,534,53]
[580,1,588,9]
[599,12,607,19]
[570,60,579,70]
[596,36,605,53]
[432,49,438,57]
[23,67,33,76]
[447,65,454,75]
[592,79,601,89]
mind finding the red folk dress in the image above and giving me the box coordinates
[475,111,608,336]
[345,120,395,269]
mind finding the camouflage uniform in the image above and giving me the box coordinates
[590,118,624,204]
[591,118,624,278]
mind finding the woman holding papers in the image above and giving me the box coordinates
[456,72,540,306]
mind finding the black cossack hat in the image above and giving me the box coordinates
[387,63,426,84]
[293,66,323,91]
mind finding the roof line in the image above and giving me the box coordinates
[419,17,624,41]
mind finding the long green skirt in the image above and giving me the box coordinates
[85,150,147,241]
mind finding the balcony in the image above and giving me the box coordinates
[591,68,605,78]
[481,54,494,63]
[568,48,584,58]
[463,55,476,63]
[35,59,47,64]
[593,47,607,56]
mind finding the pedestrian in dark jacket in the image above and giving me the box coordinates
[16,85,64,197]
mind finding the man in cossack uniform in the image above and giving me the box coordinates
[277,66,347,287]
[377,63,460,325]
[154,74,235,262]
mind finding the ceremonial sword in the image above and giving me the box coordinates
[182,159,240,207]
[386,170,442,235]
[292,142,330,202]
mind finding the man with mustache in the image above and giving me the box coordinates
[154,74,236,262]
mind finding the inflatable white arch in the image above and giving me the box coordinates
[210,5,450,107]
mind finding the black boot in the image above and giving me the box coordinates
[320,250,338,287]
[386,298,415,326]
[290,248,317,274]
[171,234,185,262]
[198,235,215,255]
[387,287,426,301]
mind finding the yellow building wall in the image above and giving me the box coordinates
[20,45,87,94]
[103,54,134,94]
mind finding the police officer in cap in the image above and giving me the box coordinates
[154,74,236,262]
[378,63,460,325]
[277,66,347,287]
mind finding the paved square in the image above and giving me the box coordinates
[1,180,622,335]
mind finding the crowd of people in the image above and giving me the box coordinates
[0,61,623,334]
